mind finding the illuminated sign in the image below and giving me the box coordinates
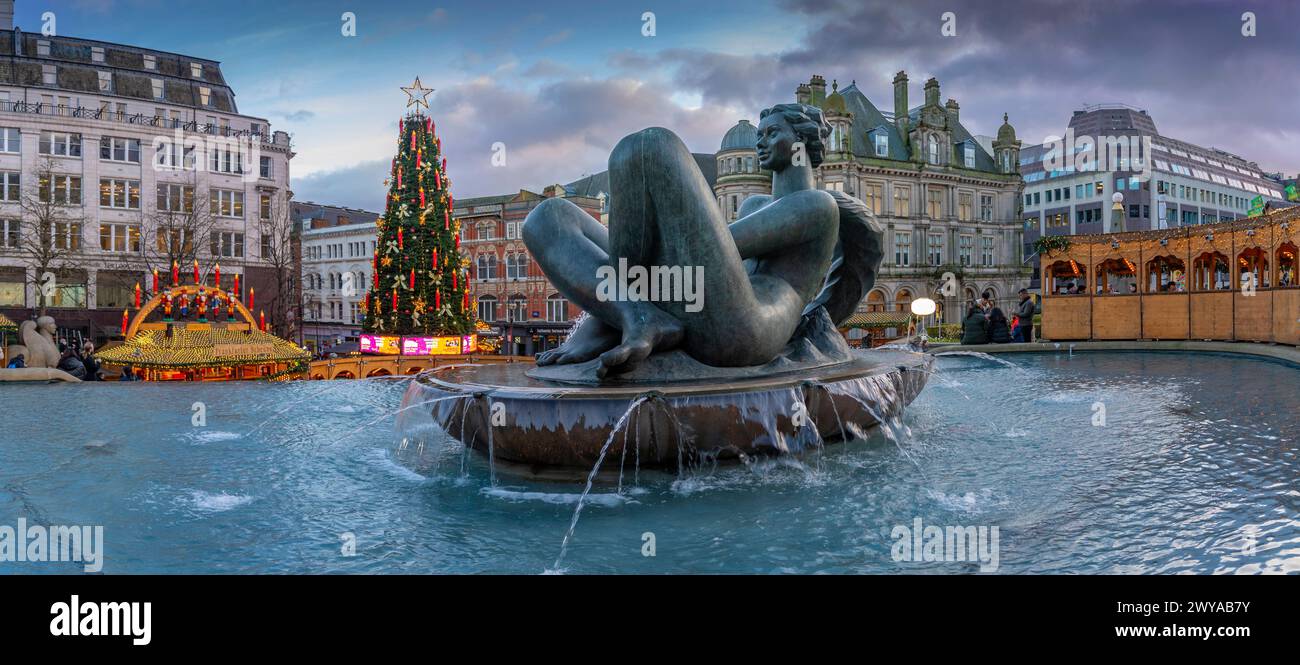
[1287,183,1298,202]
[360,334,401,355]
[400,334,477,356]
[1247,195,1265,218]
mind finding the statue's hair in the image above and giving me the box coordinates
[759,103,831,168]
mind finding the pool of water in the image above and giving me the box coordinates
[1,351,1296,574]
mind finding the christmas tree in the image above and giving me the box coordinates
[362,78,473,336]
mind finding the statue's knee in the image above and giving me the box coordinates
[522,199,569,248]
[611,127,682,169]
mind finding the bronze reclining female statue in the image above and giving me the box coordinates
[523,103,884,379]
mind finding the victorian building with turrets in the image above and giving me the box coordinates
[714,73,1028,330]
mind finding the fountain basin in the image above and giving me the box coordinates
[404,348,932,471]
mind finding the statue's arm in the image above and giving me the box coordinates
[729,190,836,259]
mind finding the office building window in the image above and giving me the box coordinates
[99,179,141,209]
[99,223,141,253]
[157,228,193,254]
[39,131,81,157]
[99,136,141,163]
[157,184,195,213]
[0,127,18,153]
[0,172,19,201]
[39,175,81,204]
[210,231,245,258]
[210,189,244,218]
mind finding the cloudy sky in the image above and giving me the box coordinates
[24,0,1298,211]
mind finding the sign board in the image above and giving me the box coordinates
[399,334,478,356]
[359,334,401,355]
[1286,183,1298,202]
[1247,195,1265,218]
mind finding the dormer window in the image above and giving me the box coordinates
[92,47,105,63]
[874,133,888,157]
[151,79,164,100]
[144,55,156,70]
[97,71,112,93]
[198,87,211,106]
[963,143,975,168]
[190,63,203,78]
[37,40,51,57]
[42,65,56,86]
[927,135,939,165]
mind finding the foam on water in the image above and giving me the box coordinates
[482,487,630,507]
[187,430,243,443]
[189,490,253,512]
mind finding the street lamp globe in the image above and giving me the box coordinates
[911,297,937,316]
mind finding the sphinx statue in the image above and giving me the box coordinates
[1,315,79,382]
[523,103,883,381]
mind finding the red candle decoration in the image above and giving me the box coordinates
[214,263,220,288]
[432,248,438,269]
[434,170,441,189]
[452,271,457,290]
[417,149,422,170]
[419,186,425,207]
[134,282,141,308]
[259,310,266,331]
[233,274,240,299]
[428,118,433,133]
[397,167,402,189]
[373,270,379,289]
[192,260,199,285]
[454,233,460,251]
[435,290,441,310]
[444,210,449,229]
[410,131,416,151]
[172,260,179,286]
[409,268,415,290]
[248,287,254,310]
[463,291,469,311]
[121,309,129,335]
[152,268,159,293]
[391,289,397,311]
[398,228,403,250]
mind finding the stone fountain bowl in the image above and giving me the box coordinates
[404,348,932,473]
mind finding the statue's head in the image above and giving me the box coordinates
[757,103,829,172]
[36,316,56,333]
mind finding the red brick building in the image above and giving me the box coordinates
[457,185,604,356]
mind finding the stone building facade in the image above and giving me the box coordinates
[713,73,1029,325]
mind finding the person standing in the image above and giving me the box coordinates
[1015,288,1036,343]
[81,342,102,381]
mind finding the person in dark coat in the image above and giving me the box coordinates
[960,304,990,345]
[1014,288,1036,343]
[987,307,1012,343]
[57,347,86,379]
[80,342,102,381]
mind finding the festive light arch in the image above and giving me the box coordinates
[126,284,256,338]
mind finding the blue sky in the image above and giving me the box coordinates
[21,0,1298,211]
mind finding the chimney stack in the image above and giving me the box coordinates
[924,77,940,107]
[892,71,909,137]
[808,75,827,107]
[945,98,959,124]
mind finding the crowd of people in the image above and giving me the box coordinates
[4,339,142,381]
[960,288,1038,345]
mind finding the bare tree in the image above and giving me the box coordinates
[258,190,300,339]
[18,157,88,317]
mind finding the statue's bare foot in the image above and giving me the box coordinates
[536,316,619,366]
[596,308,684,378]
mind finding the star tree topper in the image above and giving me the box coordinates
[401,77,434,110]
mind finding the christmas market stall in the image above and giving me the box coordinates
[94,280,309,381]
[839,310,913,348]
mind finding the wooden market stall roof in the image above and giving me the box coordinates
[841,311,913,329]
[95,327,310,370]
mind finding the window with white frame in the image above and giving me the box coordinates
[209,146,243,174]
[964,144,975,168]
[156,227,193,254]
[210,231,245,258]
[958,192,974,221]
[477,296,498,322]
[151,79,164,100]
[52,223,81,250]
[198,87,211,106]
[476,254,498,280]
[39,131,81,157]
[980,236,995,266]
[259,156,273,179]
[155,141,195,169]
[99,136,141,163]
[894,232,911,267]
[927,234,944,265]
[97,71,112,93]
[546,294,568,322]
[874,133,888,157]
[507,296,527,322]
[37,40,51,56]
[0,172,19,202]
[863,182,883,215]
[99,223,141,253]
[893,185,910,216]
[979,194,994,222]
[1,219,19,248]
[156,184,195,213]
[40,175,81,204]
[191,63,203,78]
[210,189,244,217]
[144,54,156,70]
[0,128,19,153]
[505,221,519,240]
[959,235,973,266]
[99,178,140,209]
[91,47,105,63]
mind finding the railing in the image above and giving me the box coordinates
[0,100,291,147]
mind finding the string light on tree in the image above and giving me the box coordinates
[361,78,473,336]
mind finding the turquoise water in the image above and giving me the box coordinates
[1,352,1296,574]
